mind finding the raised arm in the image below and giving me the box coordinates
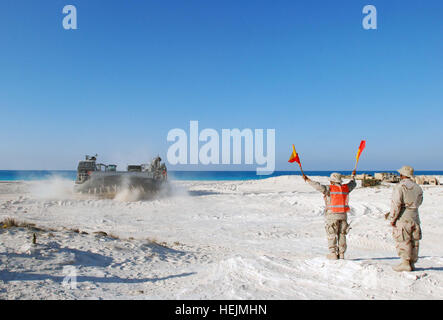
[346,170,357,192]
[303,174,328,195]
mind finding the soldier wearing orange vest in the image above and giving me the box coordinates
[303,170,357,260]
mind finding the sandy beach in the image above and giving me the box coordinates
[0,176,442,299]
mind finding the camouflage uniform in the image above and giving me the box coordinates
[308,176,356,258]
[390,177,423,268]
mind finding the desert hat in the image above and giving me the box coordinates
[397,165,414,178]
[329,172,343,184]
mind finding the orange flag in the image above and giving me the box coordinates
[355,140,366,163]
[288,144,301,166]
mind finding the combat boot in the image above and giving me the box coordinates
[392,259,412,272]
[339,253,345,259]
[410,261,416,271]
[326,253,338,260]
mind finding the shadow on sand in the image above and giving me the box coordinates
[187,190,221,197]
[0,241,113,268]
[351,256,399,262]
[0,240,197,284]
[0,270,196,284]
[414,267,443,272]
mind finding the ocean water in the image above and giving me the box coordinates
[1,170,442,182]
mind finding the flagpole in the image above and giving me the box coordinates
[299,163,305,177]
[353,159,359,173]
[300,163,305,176]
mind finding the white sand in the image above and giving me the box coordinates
[0,176,442,299]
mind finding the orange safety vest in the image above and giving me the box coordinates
[328,184,350,213]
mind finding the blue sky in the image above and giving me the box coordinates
[0,0,442,171]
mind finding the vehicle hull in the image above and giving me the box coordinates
[74,171,166,197]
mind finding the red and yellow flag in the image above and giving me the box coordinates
[288,144,301,166]
[356,140,366,163]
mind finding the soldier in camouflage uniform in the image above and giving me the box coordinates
[303,170,356,260]
[389,166,423,272]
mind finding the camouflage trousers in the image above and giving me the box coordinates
[325,219,349,255]
[392,220,422,262]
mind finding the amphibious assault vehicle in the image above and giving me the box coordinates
[74,154,167,197]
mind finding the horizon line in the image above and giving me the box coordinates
[1,169,443,172]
